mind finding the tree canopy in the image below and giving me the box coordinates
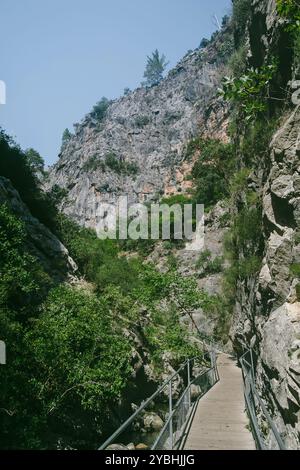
[142,49,168,87]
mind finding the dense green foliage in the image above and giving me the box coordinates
[276,0,300,32]
[188,138,235,208]
[142,49,168,87]
[0,130,58,229]
[25,285,133,448]
[0,126,208,449]
[25,148,45,176]
[276,0,300,70]
[0,199,205,448]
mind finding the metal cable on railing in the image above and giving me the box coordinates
[239,349,286,450]
[99,350,219,450]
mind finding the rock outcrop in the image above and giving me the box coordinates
[231,106,300,449]
[45,0,300,449]
[230,0,300,449]
[47,30,231,230]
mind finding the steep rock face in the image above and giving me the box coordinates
[47,33,231,229]
[0,176,77,280]
[230,0,300,449]
[231,107,300,448]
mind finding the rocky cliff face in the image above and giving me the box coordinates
[231,106,300,449]
[46,0,300,449]
[47,30,231,229]
[230,0,300,449]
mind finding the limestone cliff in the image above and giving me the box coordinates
[229,0,300,449]
[47,28,231,229]
[45,0,300,449]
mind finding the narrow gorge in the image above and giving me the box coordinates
[0,0,299,450]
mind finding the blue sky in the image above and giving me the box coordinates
[0,0,231,165]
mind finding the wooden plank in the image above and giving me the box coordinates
[184,354,256,450]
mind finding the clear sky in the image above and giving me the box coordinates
[0,0,231,165]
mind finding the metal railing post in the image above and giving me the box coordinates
[169,379,173,450]
[250,348,255,380]
[187,359,191,409]
[100,353,219,450]
[210,349,218,383]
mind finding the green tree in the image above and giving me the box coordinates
[142,49,168,87]
[0,130,57,229]
[60,128,72,150]
[25,285,133,448]
[25,148,45,176]
[90,97,110,121]
[199,38,210,49]
[276,0,300,32]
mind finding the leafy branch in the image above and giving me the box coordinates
[276,0,300,32]
[219,62,278,121]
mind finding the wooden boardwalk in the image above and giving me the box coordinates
[184,353,256,450]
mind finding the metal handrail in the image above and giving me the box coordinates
[99,351,218,450]
[239,349,286,450]
[151,365,216,450]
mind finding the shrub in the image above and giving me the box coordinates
[47,184,68,207]
[230,208,262,256]
[0,204,44,308]
[221,61,278,121]
[290,263,300,277]
[0,130,58,229]
[222,15,230,27]
[196,250,224,277]
[240,117,279,165]
[191,139,235,208]
[105,152,120,172]
[203,293,232,343]
[276,0,300,32]
[105,152,138,175]
[199,38,210,49]
[229,45,248,75]
[135,115,151,128]
[90,97,110,121]
[125,162,139,175]
[163,110,182,125]
[229,168,251,201]
[82,155,105,172]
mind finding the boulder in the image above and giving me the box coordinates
[135,443,148,450]
[126,443,135,450]
[143,412,164,432]
[190,384,201,399]
[106,444,129,450]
